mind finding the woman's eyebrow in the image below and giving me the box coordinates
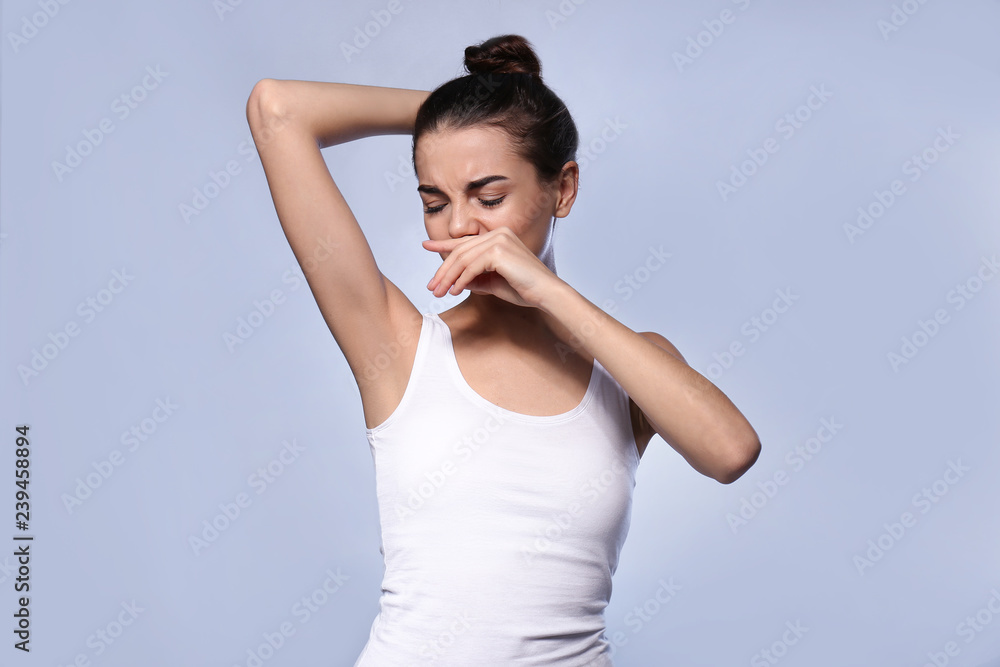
[417,175,509,196]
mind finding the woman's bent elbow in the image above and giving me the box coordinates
[247,78,297,151]
[716,439,761,485]
[246,78,284,129]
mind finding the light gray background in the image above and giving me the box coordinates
[2,0,999,665]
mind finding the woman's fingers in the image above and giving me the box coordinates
[424,235,491,296]
[422,229,550,307]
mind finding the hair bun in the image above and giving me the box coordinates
[464,34,542,81]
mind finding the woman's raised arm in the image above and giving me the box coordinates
[248,79,429,148]
[246,79,430,425]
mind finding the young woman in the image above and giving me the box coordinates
[247,34,760,666]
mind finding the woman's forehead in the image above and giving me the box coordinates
[415,126,525,181]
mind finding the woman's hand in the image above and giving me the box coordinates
[422,228,564,309]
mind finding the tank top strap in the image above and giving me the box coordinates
[589,356,642,471]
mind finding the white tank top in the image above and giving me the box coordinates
[354,311,640,666]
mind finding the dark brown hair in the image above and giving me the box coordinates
[412,34,579,184]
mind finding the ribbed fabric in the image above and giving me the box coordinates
[355,312,640,666]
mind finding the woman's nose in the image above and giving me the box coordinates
[448,203,480,238]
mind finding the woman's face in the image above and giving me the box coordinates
[414,125,577,261]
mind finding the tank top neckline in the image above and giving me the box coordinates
[429,311,599,424]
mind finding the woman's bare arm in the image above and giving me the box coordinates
[246,79,430,421]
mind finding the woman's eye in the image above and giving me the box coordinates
[423,196,505,214]
[479,196,506,208]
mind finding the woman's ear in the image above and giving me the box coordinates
[553,161,579,218]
